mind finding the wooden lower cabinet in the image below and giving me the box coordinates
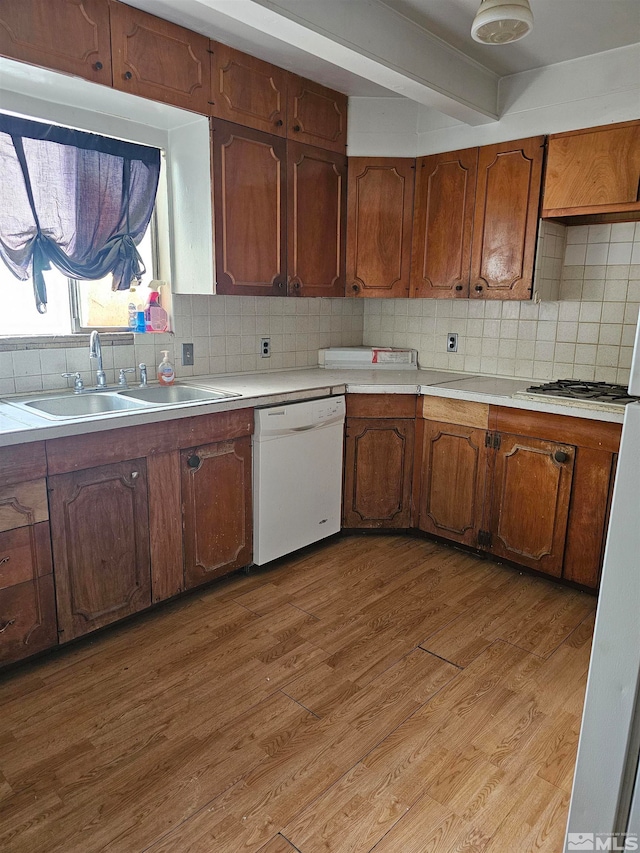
[0,473,57,665]
[182,437,253,589]
[487,433,575,577]
[343,397,416,529]
[418,420,488,547]
[49,459,152,641]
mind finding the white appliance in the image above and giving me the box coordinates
[566,315,640,849]
[253,396,345,566]
[318,346,418,369]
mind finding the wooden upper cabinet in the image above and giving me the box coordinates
[411,148,477,298]
[49,459,152,640]
[182,437,252,589]
[210,41,287,135]
[0,0,111,84]
[213,119,287,297]
[287,75,347,154]
[287,141,347,297]
[470,136,544,300]
[487,434,575,577]
[543,121,640,222]
[110,1,210,113]
[347,157,414,299]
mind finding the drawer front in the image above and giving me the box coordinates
[0,479,48,533]
[0,522,53,590]
[0,574,57,665]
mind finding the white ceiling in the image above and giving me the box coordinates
[380,0,640,76]
[121,0,640,123]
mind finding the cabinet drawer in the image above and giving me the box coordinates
[0,522,52,590]
[0,574,57,665]
[421,397,489,429]
[0,479,48,533]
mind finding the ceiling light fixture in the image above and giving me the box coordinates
[471,0,534,44]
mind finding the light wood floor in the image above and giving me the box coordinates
[0,534,596,853]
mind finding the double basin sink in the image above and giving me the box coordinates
[7,384,239,421]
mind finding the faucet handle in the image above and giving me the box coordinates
[138,363,148,387]
[62,372,84,393]
[118,367,136,388]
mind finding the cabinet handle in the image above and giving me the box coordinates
[455,285,463,291]
[130,471,139,479]
[293,281,301,290]
[275,119,283,127]
[187,454,201,469]
[276,280,285,289]
[0,619,15,634]
[554,450,569,463]
[124,71,133,81]
[0,556,10,566]
[94,61,103,71]
[351,284,360,293]
[293,124,301,132]
[474,284,483,292]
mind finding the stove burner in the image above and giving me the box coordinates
[526,379,640,405]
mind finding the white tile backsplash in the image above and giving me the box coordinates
[363,224,640,386]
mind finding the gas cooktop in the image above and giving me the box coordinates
[514,379,640,409]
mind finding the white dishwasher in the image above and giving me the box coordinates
[253,396,345,566]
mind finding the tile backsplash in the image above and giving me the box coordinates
[1,221,639,395]
[363,222,640,385]
[0,296,364,396]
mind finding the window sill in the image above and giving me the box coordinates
[0,332,173,352]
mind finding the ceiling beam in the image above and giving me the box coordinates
[199,0,499,125]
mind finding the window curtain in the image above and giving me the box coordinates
[0,114,161,313]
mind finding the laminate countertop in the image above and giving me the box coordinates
[0,367,625,448]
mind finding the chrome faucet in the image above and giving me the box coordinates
[89,330,107,388]
[139,363,148,387]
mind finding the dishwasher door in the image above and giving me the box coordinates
[253,396,345,566]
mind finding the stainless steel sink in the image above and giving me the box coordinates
[117,385,237,404]
[16,393,149,420]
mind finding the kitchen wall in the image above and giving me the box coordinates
[363,222,640,385]
[0,296,364,396]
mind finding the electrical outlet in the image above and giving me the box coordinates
[447,333,458,353]
[260,337,271,358]
[182,342,194,365]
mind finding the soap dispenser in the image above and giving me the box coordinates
[157,351,175,386]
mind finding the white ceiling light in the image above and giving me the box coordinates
[471,0,534,44]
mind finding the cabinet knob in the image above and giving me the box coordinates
[275,119,283,127]
[124,71,133,81]
[474,284,483,292]
[130,471,139,479]
[0,556,10,566]
[0,619,15,634]
[276,280,285,289]
[94,61,103,71]
[187,454,201,469]
[293,281,301,290]
[455,285,463,291]
[554,449,569,463]
[351,283,360,293]
[293,124,301,132]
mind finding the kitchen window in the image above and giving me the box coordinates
[0,113,162,337]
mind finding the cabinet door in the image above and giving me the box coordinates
[210,41,287,135]
[287,141,347,298]
[0,0,111,84]
[487,434,575,577]
[213,119,287,296]
[110,2,210,113]
[287,75,347,154]
[343,418,415,529]
[411,148,477,298]
[470,136,544,301]
[418,421,488,547]
[347,158,414,298]
[49,460,151,641]
[0,480,56,665]
[543,121,640,218]
[182,437,252,589]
